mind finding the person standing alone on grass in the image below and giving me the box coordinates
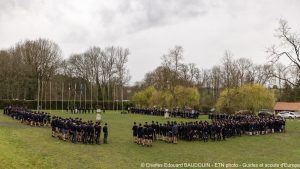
[103,123,108,144]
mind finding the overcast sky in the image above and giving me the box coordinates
[0,0,300,84]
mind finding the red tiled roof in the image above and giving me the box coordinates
[273,102,300,111]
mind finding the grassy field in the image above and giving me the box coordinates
[0,110,299,169]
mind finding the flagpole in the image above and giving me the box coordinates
[41,80,43,110]
[37,77,40,110]
[50,81,52,113]
[90,81,92,109]
[74,83,76,109]
[80,83,82,108]
[107,81,109,110]
[56,83,58,110]
[113,82,115,112]
[121,83,124,112]
[62,82,64,113]
[68,83,70,110]
[96,83,99,108]
[44,81,46,111]
[85,83,87,109]
[116,84,118,112]
[102,86,105,109]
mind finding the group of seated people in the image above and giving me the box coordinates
[129,107,200,119]
[3,106,51,127]
[51,117,108,144]
[132,115,286,146]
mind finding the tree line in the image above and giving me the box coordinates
[132,19,300,112]
[0,39,130,110]
[0,19,299,111]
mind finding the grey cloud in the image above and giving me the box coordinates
[0,0,32,16]
[99,0,208,34]
[0,0,209,42]
[62,27,90,44]
[1,0,300,84]
[128,0,208,30]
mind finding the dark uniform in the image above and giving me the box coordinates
[103,123,108,144]
[94,123,101,144]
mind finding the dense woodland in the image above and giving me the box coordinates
[0,19,299,111]
[0,41,130,109]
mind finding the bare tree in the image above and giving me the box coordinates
[222,51,239,88]
[161,46,184,107]
[84,47,102,105]
[235,58,253,85]
[188,63,199,84]
[268,19,300,86]
[115,47,130,111]
[101,47,117,104]
[6,39,62,107]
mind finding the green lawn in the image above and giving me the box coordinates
[0,110,299,169]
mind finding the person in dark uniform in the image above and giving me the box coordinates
[89,122,95,144]
[216,123,222,141]
[148,125,153,147]
[62,119,68,141]
[221,123,227,141]
[172,122,178,144]
[143,123,148,146]
[203,122,209,142]
[150,121,156,141]
[132,122,138,143]
[82,122,88,144]
[76,122,82,142]
[167,123,172,143]
[137,123,143,145]
[154,121,159,140]
[103,123,108,144]
[94,122,101,144]
[70,122,77,143]
[51,116,57,137]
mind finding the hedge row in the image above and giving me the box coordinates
[0,99,134,110]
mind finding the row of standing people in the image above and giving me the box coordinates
[51,116,108,144]
[208,113,274,121]
[129,107,200,119]
[3,106,109,145]
[132,115,286,146]
[4,106,51,127]
[65,106,106,114]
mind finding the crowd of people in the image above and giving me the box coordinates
[132,115,286,146]
[51,116,108,144]
[3,106,109,145]
[65,106,105,114]
[129,107,200,119]
[3,106,51,127]
[208,113,256,121]
[3,106,287,147]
